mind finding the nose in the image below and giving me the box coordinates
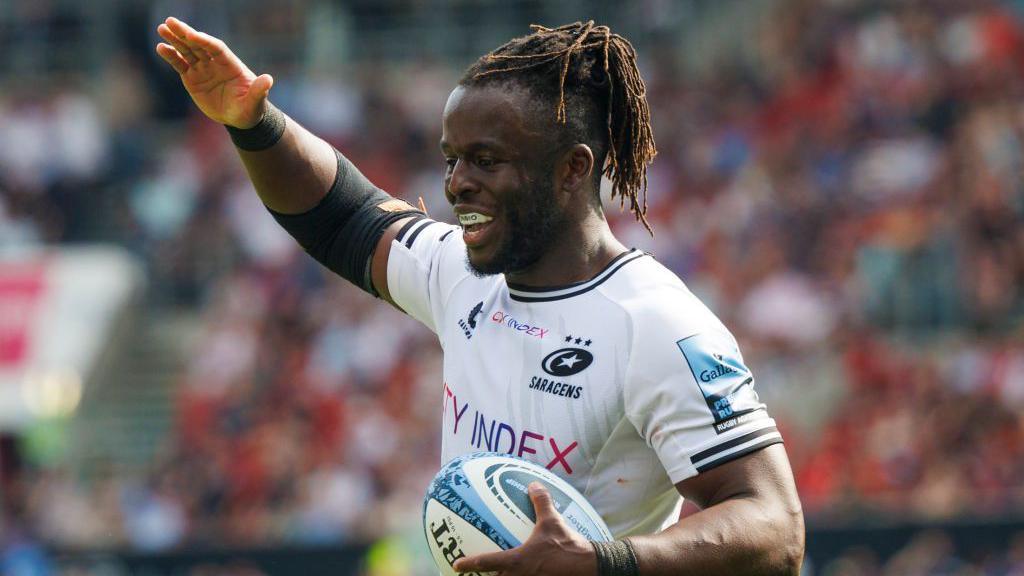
[445,158,478,204]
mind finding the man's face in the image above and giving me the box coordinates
[440,85,568,276]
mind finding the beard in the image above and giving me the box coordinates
[465,173,568,278]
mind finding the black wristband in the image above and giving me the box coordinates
[592,539,639,576]
[226,102,286,151]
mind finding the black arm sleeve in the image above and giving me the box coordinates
[268,149,423,296]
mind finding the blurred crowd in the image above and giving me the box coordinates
[812,529,1024,575]
[3,0,1024,572]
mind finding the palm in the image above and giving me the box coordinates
[180,57,255,125]
[156,17,271,129]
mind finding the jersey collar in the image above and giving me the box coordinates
[505,249,646,303]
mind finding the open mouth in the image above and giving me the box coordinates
[458,212,495,247]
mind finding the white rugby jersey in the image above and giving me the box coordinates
[387,217,782,538]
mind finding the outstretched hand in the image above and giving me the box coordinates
[156,17,272,129]
[453,483,598,575]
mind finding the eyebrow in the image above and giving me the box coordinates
[439,138,507,154]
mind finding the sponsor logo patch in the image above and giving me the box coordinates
[541,348,593,377]
[676,333,760,433]
[713,410,764,434]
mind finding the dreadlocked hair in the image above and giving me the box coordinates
[460,21,657,233]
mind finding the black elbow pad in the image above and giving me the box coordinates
[269,149,423,295]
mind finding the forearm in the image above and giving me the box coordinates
[227,103,420,295]
[233,104,338,214]
[627,497,804,575]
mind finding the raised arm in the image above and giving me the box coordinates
[155,17,419,300]
[157,17,332,213]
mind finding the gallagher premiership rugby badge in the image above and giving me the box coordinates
[676,333,760,434]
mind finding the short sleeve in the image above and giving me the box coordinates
[624,302,782,484]
[386,217,468,334]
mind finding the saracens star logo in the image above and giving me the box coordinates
[542,348,594,377]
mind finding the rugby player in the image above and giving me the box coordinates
[156,17,804,576]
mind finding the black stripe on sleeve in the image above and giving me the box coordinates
[395,216,427,243]
[692,426,778,467]
[404,219,436,248]
[695,437,784,473]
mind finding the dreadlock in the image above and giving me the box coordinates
[460,21,657,233]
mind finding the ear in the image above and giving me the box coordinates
[558,144,595,193]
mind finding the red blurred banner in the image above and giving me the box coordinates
[0,263,46,368]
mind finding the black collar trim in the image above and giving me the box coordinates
[506,249,645,302]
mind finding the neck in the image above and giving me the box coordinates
[504,211,627,287]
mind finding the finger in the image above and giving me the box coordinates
[166,17,227,62]
[250,74,274,100]
[163,17,209,59]
[170,18,212,60]
[193,31,230,60]
[164,16,200,43]
[157,25,198,64]
[157,24,198,64]
[155,43,190,75]
[528,482,560,522]
[453,550,516,573]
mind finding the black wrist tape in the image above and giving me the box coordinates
[592,539,639,576]
[226,102,287,151]
[269,149,423,296]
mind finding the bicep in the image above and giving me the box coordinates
[374,218,465,333]
[371,216,418,307]
[628,444,804,574]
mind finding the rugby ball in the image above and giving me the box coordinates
[423,452,612,575]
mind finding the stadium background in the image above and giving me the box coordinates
[2,0,1024,574]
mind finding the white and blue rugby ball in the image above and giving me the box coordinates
[423,452,613,575]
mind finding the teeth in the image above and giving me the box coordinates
[458,213,493,226]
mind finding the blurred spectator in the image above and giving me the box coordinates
[817,530,1024,575]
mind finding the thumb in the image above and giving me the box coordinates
[251,73,274,100]
[529,482,559,522]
